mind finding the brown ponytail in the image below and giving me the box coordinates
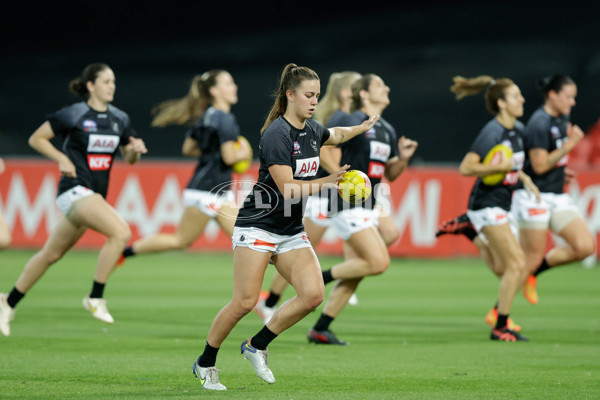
[68,63,111,98]
[151,69,226,127]
[450,75,514,115]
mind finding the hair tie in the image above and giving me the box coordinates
[487,79,496,88]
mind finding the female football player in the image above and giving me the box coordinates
[191,63,378,390]
[513,75,594,304]
[449,75,539,342]
[119,70,251,262]
[306,73,418,345]
[0,63,147,336]
[254,70,362,323]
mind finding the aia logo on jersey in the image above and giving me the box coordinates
[87,155,113,171]
[368,161,385,178]
[369,141,391,163]
[293,141,301,155]
[294,156,319,177]
[83,119,98,132]
[87,134,120,153]
[365,128,376,138]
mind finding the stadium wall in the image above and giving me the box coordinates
[1,159,599,259]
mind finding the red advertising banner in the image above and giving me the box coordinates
[1,159,599,259]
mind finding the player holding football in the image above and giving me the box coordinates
[0,63,147,336]
[449,75,539,342]
[306,73,418,345]
[254,71,363,323]
[191,63,379,390]
[119,70,251,263]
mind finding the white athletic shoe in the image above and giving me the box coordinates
[192,361,227,391]
[347,293,359,306]
[0,293,15,337]
[240,339,275,383]
[82,296,114,324]
[254,299,276,324]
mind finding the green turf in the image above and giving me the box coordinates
[0,250,598,399]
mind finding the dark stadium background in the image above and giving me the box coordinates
[1,0,598,164]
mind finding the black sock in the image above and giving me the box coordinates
[464,228,477,241]
[123,246,135,258]
[90,281,105,298]
[7,287,25,309]
[322,269,334,285]
[197,342,220,367]
[534,258,550,277]
[250,326,278,350]
[496,314,508,329]
[313,313,334,331]
[265,292,280,308]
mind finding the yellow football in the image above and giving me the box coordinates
[338,170,372,203]
[481,144,513,185]
[232,136,252,174]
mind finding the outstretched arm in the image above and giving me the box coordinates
[324,115,379,146]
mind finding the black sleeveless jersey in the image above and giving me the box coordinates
[185,107,240,191]
[336,111,399,211]
[523,107,569,194]
[467,118,526,211]
[235,117,330,235]
[46,101,137,198]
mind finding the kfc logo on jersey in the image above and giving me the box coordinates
[369,141,391,163]
[87,155,113,170]
[83,119,98,132]
[368,161,386,178]
[295,156,319,177]
[87,134,120,153]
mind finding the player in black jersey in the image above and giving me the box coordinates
[192,63,378,390]
[512,75,594,305]
[0,158,11,250]
[119,70,251,263]
[307,74,418,345]
[0,63,147,336]
[254,71,362,323]
[450,75,540,342]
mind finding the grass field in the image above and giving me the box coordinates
[0,250,599,399]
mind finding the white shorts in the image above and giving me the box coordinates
[467,207,511,233]
[331,207,379,240]
[56,185,95,215]
[231,227,312,255]
[182,189,234,218]
[303,195,332,227]
[511,189,580,232]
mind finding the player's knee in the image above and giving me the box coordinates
[112,224,132,245]
[573,238,595,260]
[236,298,257,316]
[369,253,390,275]
[42,248,66,265]
[305,290,324,310]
